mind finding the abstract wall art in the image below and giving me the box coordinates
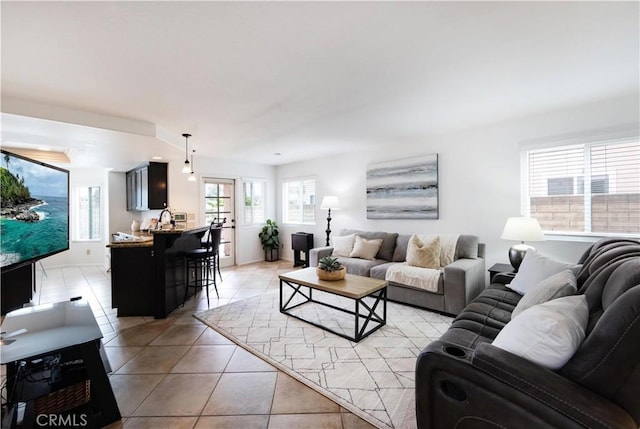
[366,154,439,219]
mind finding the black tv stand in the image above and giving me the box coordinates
[1,263,35,315]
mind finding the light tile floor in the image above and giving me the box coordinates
[20,261,377,429]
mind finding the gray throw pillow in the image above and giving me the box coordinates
[511,269,577,319]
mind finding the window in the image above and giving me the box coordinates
[523,138,640,236]
[203,179,233,225]
[243,179,265,225]
[283,178,316,224]
[75,186,101,240]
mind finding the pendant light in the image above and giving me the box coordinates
[181,133,191,173]
[188,149,196,182]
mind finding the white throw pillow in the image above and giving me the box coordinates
[332,234,356,257]
[349,235,383,260]
[508,250,575,295]
[511,269,577,319]
[492,295,588,370]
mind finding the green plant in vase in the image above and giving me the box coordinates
[258,219,281,261]
[317,256,346,281]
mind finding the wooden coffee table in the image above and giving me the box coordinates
[279,267,387,342]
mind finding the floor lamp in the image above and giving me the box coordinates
[320,196,340,246]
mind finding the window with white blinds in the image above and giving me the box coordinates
[243,179,265,225]
[283,178,316,224]
[523,138,640,236]
[74,186,101,240]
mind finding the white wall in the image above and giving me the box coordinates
[42,167,111,269]
[276,94,640,272]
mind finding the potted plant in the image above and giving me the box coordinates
[316,256,346,281]
[258,219,281,261]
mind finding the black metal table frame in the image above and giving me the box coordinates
[279,278,387,342]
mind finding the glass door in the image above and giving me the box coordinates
[203,178,235,267]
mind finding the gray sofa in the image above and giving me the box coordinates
[309,229,486,315]
[416,237,640,429]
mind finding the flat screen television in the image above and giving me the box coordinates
[1,150,69,271]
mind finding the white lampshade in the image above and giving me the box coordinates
[320,196,340,210]
[501,217,545,242]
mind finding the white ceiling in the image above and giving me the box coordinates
[1,1,638,171]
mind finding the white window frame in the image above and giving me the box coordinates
[520,134,640,239]
[282,176,316,225]
[73,186,101,241]
[242,177,266,225]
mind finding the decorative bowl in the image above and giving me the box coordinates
[316,267,346,281]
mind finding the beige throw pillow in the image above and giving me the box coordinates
[332,234,356,257]
[349,235,383,260]
[406,235,441,269]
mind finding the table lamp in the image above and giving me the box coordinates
[320,196,340,246]
[500,216,545,271]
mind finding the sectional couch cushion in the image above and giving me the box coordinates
[335,257,386,277]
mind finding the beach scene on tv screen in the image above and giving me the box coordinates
[0,153,69,268]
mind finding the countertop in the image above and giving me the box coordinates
[107,225,208,248]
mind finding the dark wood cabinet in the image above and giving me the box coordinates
[126,162,168,211]
[110,246,155,316]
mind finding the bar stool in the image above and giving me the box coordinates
[183,222,221,306]
[203,217,226,281]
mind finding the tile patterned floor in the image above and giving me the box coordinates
[20,261,377,429]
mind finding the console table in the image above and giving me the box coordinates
[1,300,121,428]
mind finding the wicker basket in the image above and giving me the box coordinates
[316,267,346,281]
[34,379,91,415]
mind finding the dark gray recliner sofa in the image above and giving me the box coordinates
[415,238,640,429]
[310,229,486,315]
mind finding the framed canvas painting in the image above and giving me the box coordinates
[366,154,439,219]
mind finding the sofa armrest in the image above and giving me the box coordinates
[442,257,485,314]
[491,272,516,285]
[309,246,333,267]
[416,340,636,429]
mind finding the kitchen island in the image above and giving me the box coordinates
[107,226,209,318]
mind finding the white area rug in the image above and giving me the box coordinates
[194,290,452,429]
